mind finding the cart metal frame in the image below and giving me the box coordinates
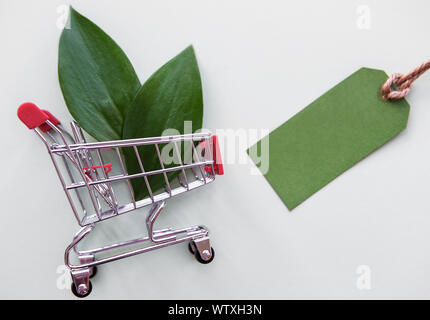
[18,102,223,297]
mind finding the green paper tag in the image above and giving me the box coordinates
[248,67,410,210]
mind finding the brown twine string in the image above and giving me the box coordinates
[381,60,430,100]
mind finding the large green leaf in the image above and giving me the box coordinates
[122,45,203,200]
[58,6,141,141]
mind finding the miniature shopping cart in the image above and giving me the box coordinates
[17,102,223,298]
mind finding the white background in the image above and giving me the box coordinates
[1,0,430,299]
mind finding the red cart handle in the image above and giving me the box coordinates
[212,135,224,175]
[203,135,224,175]
[39,109,60,132]
[17,102,49,129]
[18,102,61,132]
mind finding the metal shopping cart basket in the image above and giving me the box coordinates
[17,102,224,297]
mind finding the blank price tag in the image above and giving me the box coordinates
[248,67,410,210]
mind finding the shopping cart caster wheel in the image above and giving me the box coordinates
[195,247,215,264]
[188,242,195,254]
[89,266,97,279]
[71,281,92,298]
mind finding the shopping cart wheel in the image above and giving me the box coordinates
[188,242,196,254]
[71,281,92,298]
[195,247,215,264]
[189,241,215,264]
[90,266,98,279]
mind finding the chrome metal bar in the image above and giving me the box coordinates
[36,125,100,224]
[79,176,214,225]
[155,144,171,195]
[71,121,110,211]
[36,129,82,224]
[191,140,207,184]
[174,141,189,190]
[65,160,213,190]
[44,129,87,215]
[133,145,154,202]
[51,133,211,153]
[64,224,94,267]
[47,120,103,220]
[74,149,105,213]
[95,149,117,211]
[60,155,87,215]
[146,202,175,243]
[116,147,136,208]
[205,136,216,177]
[76,226,203,255]
[66,225,209,269]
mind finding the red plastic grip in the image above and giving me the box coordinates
[203,135,224,175]
[212,135,224,175]
[17,102,49,129]
[39,109,61,132]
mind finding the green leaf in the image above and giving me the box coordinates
[58,6,141,141]
[122,45,203,200]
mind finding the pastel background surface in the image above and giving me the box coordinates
[1,0,430,299]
